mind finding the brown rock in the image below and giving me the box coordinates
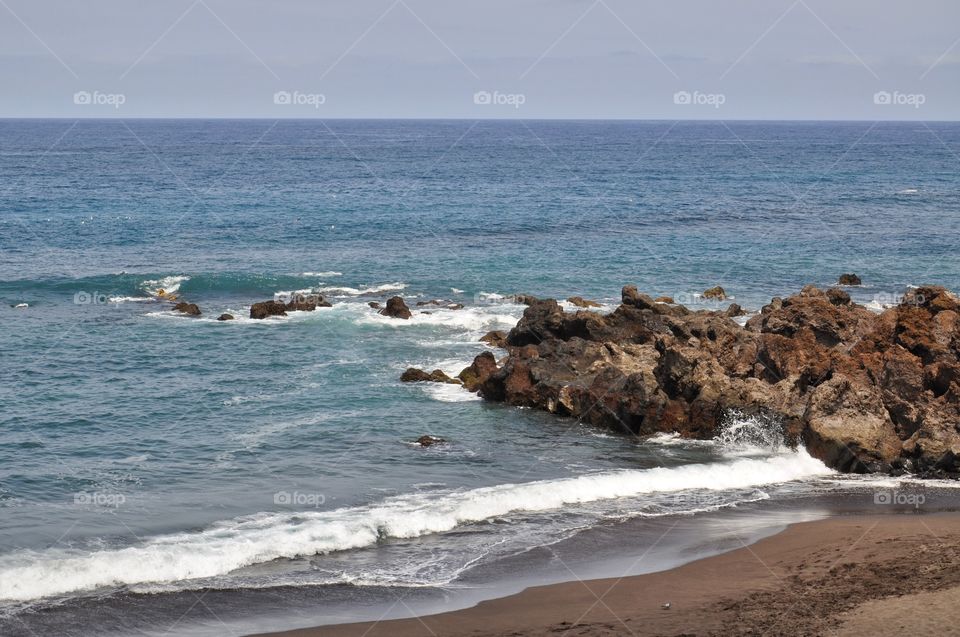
[654,296,675,304]
[285,293,331,311]
[380,296,412,320]
[172,302,201,316]
[838,273,862,286]
[250,300,287,319]
[368,301,381,309]
[415,435,445,447]
[480,330,508,348]
[703,286,726,300]
[567,296,602,308]
[400,368,461,384]
[458,352,500,392]
[217,313,234,321]
[472,282,960,476]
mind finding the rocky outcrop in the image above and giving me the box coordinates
[415,435,446,447]
[380,296,412,320]
[400,368,461,384]
[217,313,234,321]
[838,273,862,286]
[172,302,201,316]
[461,284,960,476]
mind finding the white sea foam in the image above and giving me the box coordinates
[302,271,342,277]
[0,451,832,602]
[318,282,406,296]
[140,275,190,295]
[422,383,483,402]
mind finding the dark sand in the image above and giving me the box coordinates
[250,513,960,637]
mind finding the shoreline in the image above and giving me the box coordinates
[249,512,960,637]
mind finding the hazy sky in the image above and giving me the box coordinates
[0,0,957,119]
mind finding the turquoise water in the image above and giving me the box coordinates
[2,119,960,635]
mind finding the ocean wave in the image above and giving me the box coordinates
[0,451,831,602]
[140,275,189,295]
[317,282,407,297]
[301,271,342,278]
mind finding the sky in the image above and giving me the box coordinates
[0,0,957,119]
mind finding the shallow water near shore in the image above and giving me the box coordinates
[2,119,960,636]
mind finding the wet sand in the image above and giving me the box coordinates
[250,512,960,637]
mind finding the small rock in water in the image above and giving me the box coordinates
[838,273,862,286]
[702,286,726,300]
[415,435,445,447]
[217,313,235,321]
[567,296,602,308]
[250,300,287,319]
[172,302,201,316]
[400,368,461,384]
[368,301,381,309]
[380,296,412,319]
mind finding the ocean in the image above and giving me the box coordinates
[2,119,960,636]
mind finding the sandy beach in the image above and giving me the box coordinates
[251,513,960,637]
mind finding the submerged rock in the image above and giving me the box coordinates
[415,435,446,447]
[838,273,862,286]
[380,296,412,320]
[217,313,234,321]
[461,283,960,476]
[172,302,201,316]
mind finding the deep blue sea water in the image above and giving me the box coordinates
[2,119,960,636]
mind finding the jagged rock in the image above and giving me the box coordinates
[468,284,960,476]
[514,294,540,306]
[458,352,499,391]
[250,300,287,319]
[725,303,746,317]
[825,287,851,306]
[703,286,726,300]
[480,330,508,348]
[217,313,234,321]
[172,302,201,316]
[400,368,461,384]
[415,435,446,447]
[380,296,412,320]
[838,273,862,286]
[567,296,602,308]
